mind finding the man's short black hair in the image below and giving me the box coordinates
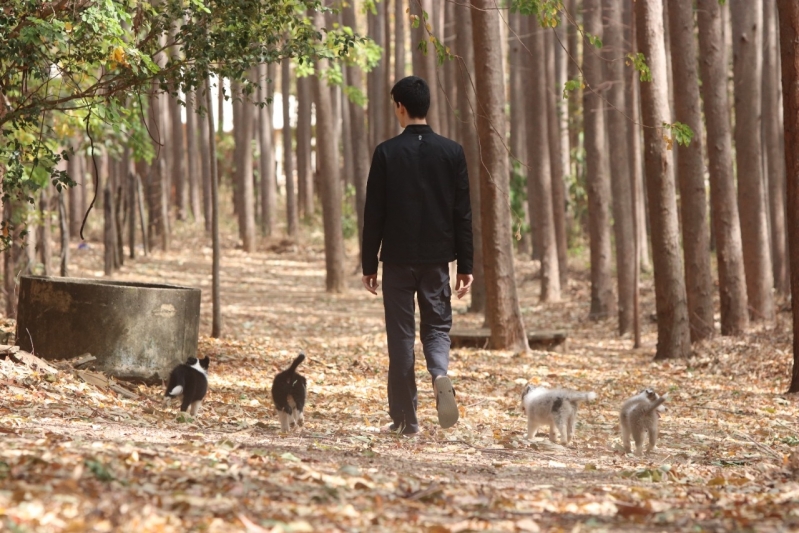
[390,76,430,119]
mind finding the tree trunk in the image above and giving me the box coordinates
[199,83,212,233]
[471,0,527,351]
[668,0,715,341]
[455,2,485,315]
[169,90,186,222]
[103,186,115,276]
[764,1,789,294]
[203,76,222,338]
[444,1,458,141]
[509,13,526,173]
[38,188,52,276]
[232,79,256,252]
[3,198,23,317]
[186,90,202,223]
[731,1,775,321]
[296,74,313,220]
[368,4,387,150]
[636,0,691,359]
[395,0,406,83]
[282,57,298,236]
[67,140,83,239]
[602,0,636,335]
[127,166,136,260]
[58,191,69,277]
[147,82,169,251]
[696,0,749,335]
[314,12,347,293]
[565,0,581,184]
[777,0,799,392]
[410,0,439,132]
[548,27,569,286]
[527,23,560,302]
[583,0,615,320]
[258,64,277,236]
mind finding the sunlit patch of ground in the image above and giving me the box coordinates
[0,225,797,532]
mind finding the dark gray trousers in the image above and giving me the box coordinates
[382,262,452,433]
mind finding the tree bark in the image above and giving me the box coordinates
[455,2,485,315]
[777,0,799,392]
[583,0,615,320]
[233,79,256,252]
[527,24,560,302]
[410,0,439,132]
[258,64,277,236]
[282,57,298,236]
[395,0,406,83]
[58,191,69,277]
[368,3,388,151]
[296,74,313,220]
[565,0,581,184]
[548,26,569,286]
[635,0,691,359]
[668,0,715,342]
[731,1,775,321]
[38,188,52,276]
[764,1,789,294]
[186,90,201,223]
[67,140,83,239]
[205,76,222,338]
[169,88,186,221]
[471,0,527,351]
[603,0,636,335]
[697,0,749,335]
[199,82,212,233]
[314,12,347,293]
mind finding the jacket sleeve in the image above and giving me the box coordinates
[453,145,474,275]
[361,146,387,276]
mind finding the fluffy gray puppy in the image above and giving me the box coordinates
[619,388,668,455]
[521,385,597,444]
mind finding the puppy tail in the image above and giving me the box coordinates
[645,392,668,413]
[286,352,305,374]
[567,391,597,403]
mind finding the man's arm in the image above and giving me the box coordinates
[362,146,387,276]
[453,145,474,275]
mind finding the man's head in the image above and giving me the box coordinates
[391,76,430,127]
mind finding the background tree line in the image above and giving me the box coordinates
[2,0,799,392]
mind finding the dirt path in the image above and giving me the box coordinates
[1,229,798,532]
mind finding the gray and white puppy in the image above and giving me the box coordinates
[521,385,597,444]
[619,388,668,456]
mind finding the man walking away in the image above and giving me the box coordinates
[361,76,474,436]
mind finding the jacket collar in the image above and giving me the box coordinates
[402,124,434,135]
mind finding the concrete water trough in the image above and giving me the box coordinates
[15,276,201,383]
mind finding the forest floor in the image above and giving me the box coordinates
[1,225,799,533]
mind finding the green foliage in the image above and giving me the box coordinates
[562,77,584,99]
[0,0,361,247]
[662,121,694,148]
[627,53,652,82]
[510,0,562,27]
[585,32,603,49]
[509,160,529,242]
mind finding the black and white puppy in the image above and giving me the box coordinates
[271,352,307,432]
[165,356,209,417]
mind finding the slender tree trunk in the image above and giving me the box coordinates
[636,0,691,359]
[186,90,201,223]
[103,186,114,276]
[471,0,527,351]
[368,4,388,151]
[565,0,581,184]
[628,6,642,348]
[314,12,347,292]
[169,90,186,222]
[282,57,298,236]
[296,74,313,220]
[411,0,439,132]
[67,140,83,239]
[201,77,221,337]
[603,0,636,335]
[697,1,749,334]
[455,2,485,315]
[258,64,277,236]
[384,0,396,142]
[147,82,169,251]
[444,1,458,141]
[764,1,789,294]
[668,0,715,341]
[583,0,615,320]
[509,13,526,173]
[777,0,799,392]
[127,167,136,260]
[395,0,406,83]
[3,198,22,317]
[58,191,68,276]
[343,3,371,259]
[38,188,52,276]
[199,83,212,233]
[731,1,775,321]
[527,24,560,302]
[548,28,569,286]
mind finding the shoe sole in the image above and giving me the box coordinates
[435,376,459,429]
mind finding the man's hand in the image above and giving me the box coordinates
[455,274,473,299]
[362,274,379,295]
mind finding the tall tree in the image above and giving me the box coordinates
[603,0,636,335]
[186,90,202,223]
[731,1,775,321]
[314,12,347,293]
[471,0,528,351]
[296,74,314,220]
[368,2,387,150]
[527,24,560,302]
[395,0,406,83]
[668,0,715,341]
[697,0,749,335]
[764,1,789,294]
[168,27,187,222]
[455,1,486,315]
[67,139,84,239]
[582,0,615,319]
[199,81,212,233]
[777,0,799,392]
[233,78,256,252]
[546,29,568,286]
[282,57,298,236]
[204,76,222,338]
[636,0,691,359]
[259,64,278,236]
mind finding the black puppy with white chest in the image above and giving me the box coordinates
[165,356,209,416]
[271,352,307,432]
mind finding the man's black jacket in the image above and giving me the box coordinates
[361,124,473,276]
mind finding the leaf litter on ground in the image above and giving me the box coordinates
[1,226,798,532]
